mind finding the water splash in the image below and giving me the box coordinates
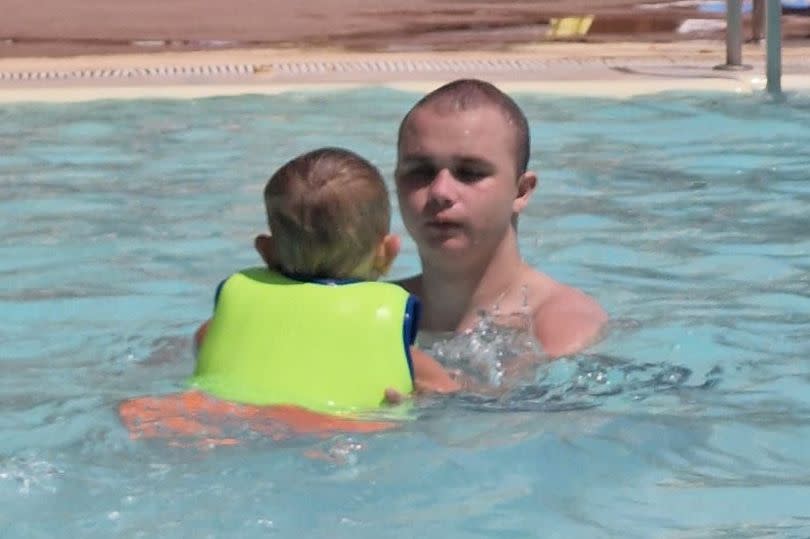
[417,299,720,413]
[418,284,548,387]
[446,354,722,413]
[0,454,63,495]
[420,303,545,388]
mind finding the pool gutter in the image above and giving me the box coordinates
[1,41,809,102]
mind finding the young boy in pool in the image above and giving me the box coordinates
[394,79,607,358]
[192,147,459,414]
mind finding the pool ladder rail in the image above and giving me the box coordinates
[717,0,782,94]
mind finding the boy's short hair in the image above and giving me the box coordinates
[264,147,390,279]
[397,78,530,175]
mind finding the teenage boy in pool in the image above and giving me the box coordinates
[394,79,607,358]
[192,147,460,410]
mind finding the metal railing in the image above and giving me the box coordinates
[718,0,782,95]
[766,0,782,94]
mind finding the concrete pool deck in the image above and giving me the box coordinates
[1,40,810,102]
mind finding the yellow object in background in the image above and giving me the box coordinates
[547,15,595,39]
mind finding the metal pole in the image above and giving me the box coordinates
[766,0,782,95]
[752,0,765,42]
[727,0,743,65]
[716,0,750,70]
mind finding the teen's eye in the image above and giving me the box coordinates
[452,167,487,183]
[398,165,435,183]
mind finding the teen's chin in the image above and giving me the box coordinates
[419,224,470,250]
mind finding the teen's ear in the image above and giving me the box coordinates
[373,234,401,277]
[254,234,279,268]
[513,171,537,213]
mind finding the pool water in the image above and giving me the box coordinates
[1,88,809,537]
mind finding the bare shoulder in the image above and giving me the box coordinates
[393,274,422,296]
[530,274,608,358]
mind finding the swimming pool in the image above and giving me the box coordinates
[2,87,809,537]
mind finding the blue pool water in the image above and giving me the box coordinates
[1,88,809,537]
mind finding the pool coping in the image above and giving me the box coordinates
[1,40,810,102]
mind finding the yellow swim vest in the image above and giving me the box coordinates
[191,267,416,414]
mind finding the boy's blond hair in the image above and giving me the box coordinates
[264,147,391,279]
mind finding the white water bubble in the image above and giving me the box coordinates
[423,305,545,387]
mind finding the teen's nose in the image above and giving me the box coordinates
[427,167,456,206]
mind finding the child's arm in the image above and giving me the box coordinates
[384,347,462,404]
[410,346,461,394]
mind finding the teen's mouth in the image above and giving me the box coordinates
[424,219,464,233]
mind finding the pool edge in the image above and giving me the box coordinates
[2,42,810,102]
